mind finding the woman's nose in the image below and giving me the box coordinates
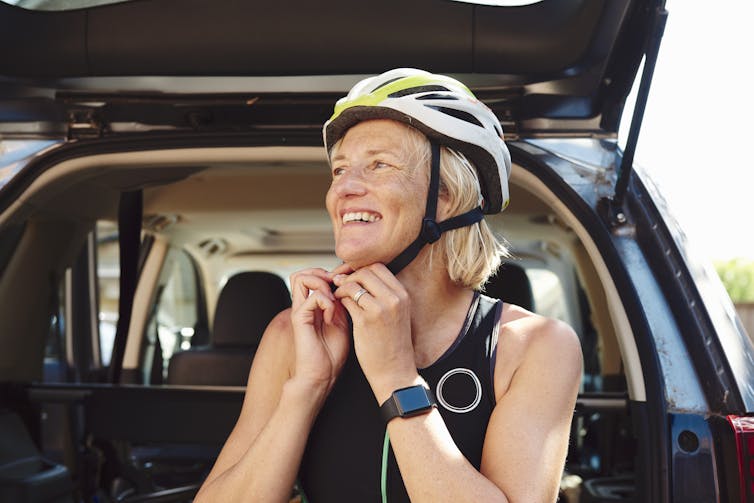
[333,169,368,197]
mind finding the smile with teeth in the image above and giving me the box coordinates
[342,211,382,224]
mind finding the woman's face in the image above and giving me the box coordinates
[326,119,429,269]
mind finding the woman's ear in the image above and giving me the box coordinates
[436,185,453,220]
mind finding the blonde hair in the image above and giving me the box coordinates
[437,147,509,289]
[401,129,508,289]
[329,120,508,289]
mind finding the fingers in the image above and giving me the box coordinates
[331,262,355,276]
[290,264,405,324]
[289,268,334,307]
[334,263,401,291]
[289,270,337,331]
[333,263,407,313]
[334,264,402,298]
[359,263,402,290]
[289,265,355,306]
[289,267,355,328]
[300,289,336,325]
[338,285,372,315]
[336,282,373,310]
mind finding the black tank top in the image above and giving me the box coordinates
[299,293,502,502]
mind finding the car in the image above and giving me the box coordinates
[1,0,753,502]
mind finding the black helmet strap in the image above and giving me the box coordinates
[386,142,484,275]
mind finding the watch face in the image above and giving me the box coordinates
[396,386,432,415]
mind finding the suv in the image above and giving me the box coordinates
[1,1,753,502]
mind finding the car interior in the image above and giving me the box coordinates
[0,144,643,502]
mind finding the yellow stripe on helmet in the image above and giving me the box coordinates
[329,74,474,122]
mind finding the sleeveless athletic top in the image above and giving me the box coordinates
[299,292,503,502]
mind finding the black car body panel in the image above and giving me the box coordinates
[1,0,663,136]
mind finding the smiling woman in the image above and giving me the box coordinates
[3,2,753,501]
[327,121,430,270]
[195,68,582,503]
[328,119,508,288]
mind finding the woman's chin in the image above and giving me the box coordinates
[336,245,392,270]
[337,255,372,270]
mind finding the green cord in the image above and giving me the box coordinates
[298,429,390,503]
[296,479,309,503]
[381,428,390,503]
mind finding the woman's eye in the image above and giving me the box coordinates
[332,167,345,177]
[374,161,391,170]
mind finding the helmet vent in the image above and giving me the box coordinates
[425,105,484,128]
[369,76,403,93]
[416,93,459,101]
[388,85,449,98]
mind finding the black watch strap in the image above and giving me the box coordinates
[380,384,437,423]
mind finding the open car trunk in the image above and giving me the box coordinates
[6,1,749,502]
[0,136,668,502]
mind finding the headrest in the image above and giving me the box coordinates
[482,263,535,312]
[212,271,291,347]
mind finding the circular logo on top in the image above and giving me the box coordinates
[435,368,482,414]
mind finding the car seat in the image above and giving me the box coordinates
[482,262,535,312]
[0,411,74,503]
[167,271,292,386]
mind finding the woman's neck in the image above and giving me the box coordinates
[396,251,475,368]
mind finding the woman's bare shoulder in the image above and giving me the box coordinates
[265,307,295,339]
[253,307,295,371]
[494,303,582,399]
[235,308,295,424]
[498,302,578,345]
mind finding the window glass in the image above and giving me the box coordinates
[158,248,199,357]
[148,248,199,381]
[527,267,571,325]
[42,276,68,383]
[43,221,117,381]
[92,224,200,382]
[96,221,120,367]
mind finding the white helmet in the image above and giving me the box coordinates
[324,68,511,214]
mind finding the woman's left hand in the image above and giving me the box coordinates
[333,263,421,403]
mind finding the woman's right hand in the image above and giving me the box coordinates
[288,265,351,397]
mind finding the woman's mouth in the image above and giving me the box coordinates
[342,211,382,224]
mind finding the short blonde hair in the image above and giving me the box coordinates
[329,121,508,289]
[437,147,509,289]
[401,127,508,289]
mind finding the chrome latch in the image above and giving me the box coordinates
[67,109,105,139]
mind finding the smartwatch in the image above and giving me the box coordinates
[380,384,437,423]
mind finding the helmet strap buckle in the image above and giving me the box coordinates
[421,218,442,244]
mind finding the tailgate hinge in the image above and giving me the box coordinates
[600,6,668,227]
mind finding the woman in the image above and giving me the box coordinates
[195,68,582,503]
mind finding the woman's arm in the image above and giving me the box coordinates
[193,312,320,503]
[481,315,583,501]
[389,317,581,503]
[334,265,582,502]
[196,267,350,503]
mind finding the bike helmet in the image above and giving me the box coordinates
[323,68,512,274]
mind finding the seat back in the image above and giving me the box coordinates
[0,411,74,503]
[482,263,535,312]
[167,271,291,386]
